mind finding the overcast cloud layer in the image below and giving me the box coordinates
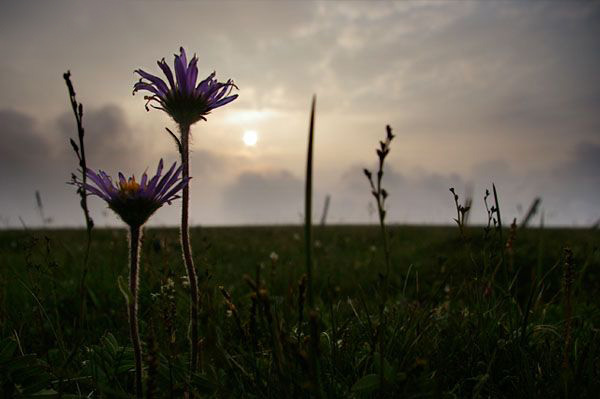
[0,1,599,227]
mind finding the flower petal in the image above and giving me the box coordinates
[133,82,163,97]
[135,69,169,96]
[158,58,176,89]
[174,54,188,94]
[187,57,199,93]
[210,94,238,109]
[158,177,190,204]
[82,183,111,201]
[156,164,183,198]
[153,162,178,196]
[179,47,188,68]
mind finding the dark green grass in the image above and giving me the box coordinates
[1,225,599,398]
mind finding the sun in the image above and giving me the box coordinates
[243,130,258,147]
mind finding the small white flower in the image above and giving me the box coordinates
[165,277,175,289]
[269,252,279,262]
[180,275,190,288]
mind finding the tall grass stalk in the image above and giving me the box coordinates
[305,96,316,311]
[304,96,324,398]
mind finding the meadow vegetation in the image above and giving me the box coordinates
[1,223,599,398]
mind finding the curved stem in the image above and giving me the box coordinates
[179,123,200,375]
[128,225,143,398]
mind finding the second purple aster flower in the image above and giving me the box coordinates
[133,47,238,126]
[80,159,189,228]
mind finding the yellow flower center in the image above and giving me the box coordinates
[119,177,140,196]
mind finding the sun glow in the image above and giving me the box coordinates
[243,130,258,147]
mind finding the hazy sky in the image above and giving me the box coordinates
[1,1,599,227]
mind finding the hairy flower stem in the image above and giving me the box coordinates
[128,225,143,399]
[179,123,200,375]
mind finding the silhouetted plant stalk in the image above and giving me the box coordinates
[363,124,395,394]
[63,71,94,328]
[562,247,575,372]
[297,274,307,342]
[364,125,395,286]
[449,187,471,240]
[506,218,517,273]
[483,189,495,240]
[35,190,51,227]
[481,186,506,290]
[303,96,324,398]
[219,285,245,339]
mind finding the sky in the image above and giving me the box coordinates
[0,0,599,228]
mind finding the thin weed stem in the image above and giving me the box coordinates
[363,124,395,395]
[63,71,93,330]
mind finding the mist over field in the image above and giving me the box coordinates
[1,1,599,227]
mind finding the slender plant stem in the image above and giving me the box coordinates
[179,123,200,375]
[305,97,315,311]
[63,71,93,329]
[375,194,390,394]
[128,225,143,399]
[304,96,324,399]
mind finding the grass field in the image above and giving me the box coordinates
[1,224,599,398]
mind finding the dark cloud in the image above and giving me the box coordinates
[222,170,303,224]
[0,109,54,172]
[561,141,600,180]
[56,104,147,170]
[1,105,180,227]
[0,108,73,226]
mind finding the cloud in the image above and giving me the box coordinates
[0,108,73,226]
[55,104,152,171]
[561,141,600,179]
[0,109,55,174]
[221,170,303,224]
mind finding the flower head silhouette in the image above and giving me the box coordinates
[133,47,238,125]
[78,159,188,227]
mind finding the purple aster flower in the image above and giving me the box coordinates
[133,47,238,125]
[77,159,189,227]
